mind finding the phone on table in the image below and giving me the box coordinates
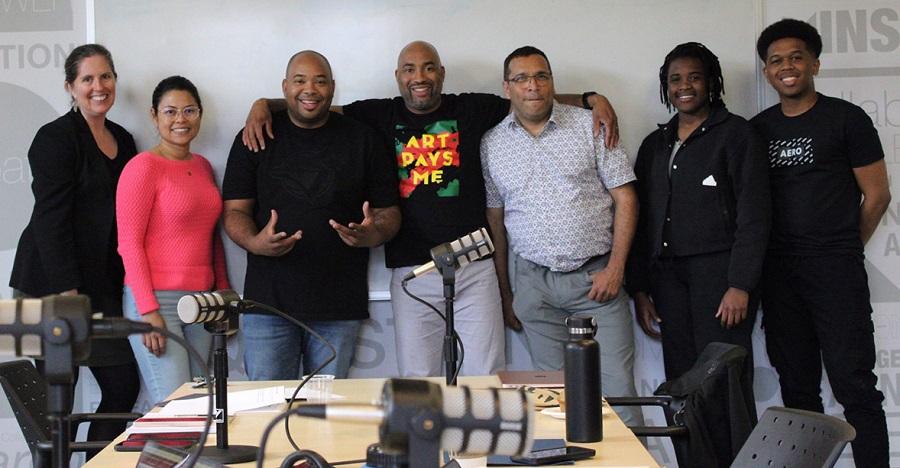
[509,445,596,465]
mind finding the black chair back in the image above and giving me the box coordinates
[608,342,757,467]
[655,342,757,467]
[731,407,856,468]
[0,360,52,467]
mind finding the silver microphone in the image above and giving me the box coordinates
[176,289,243,324]
[403,228,495,281]
[295,379,534,457]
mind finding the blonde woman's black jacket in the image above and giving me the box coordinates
[626,106,771,294]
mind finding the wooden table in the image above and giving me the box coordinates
[85,377,659,467]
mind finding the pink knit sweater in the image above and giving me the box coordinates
[117,151,229,314]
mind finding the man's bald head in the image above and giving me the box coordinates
[285,50,333,80]
[397,41,442,69]
[395,41,445,114]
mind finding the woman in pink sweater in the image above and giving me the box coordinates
[117,76,229,403]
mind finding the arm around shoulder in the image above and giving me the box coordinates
[555,92,618,146]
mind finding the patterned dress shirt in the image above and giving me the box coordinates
[481,102,635,272]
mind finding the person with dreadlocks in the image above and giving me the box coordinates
[626,42,771,381]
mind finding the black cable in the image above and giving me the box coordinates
[450,328,465,384]
[400,278,445,320]
[243,301,336,465]
[279,449,334,468]
[255,404,370,468]
[148,325,214,468]
[255,405,318,468]
[330,458,366,465]
[400,279,465,382]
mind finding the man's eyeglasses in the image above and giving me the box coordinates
[506,72,552,86]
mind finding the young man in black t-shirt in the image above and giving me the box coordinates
[223,51,399,380]
[241,41,624,382]
[752,19,892,467]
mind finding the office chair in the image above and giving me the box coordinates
[0,360,141,468]
[607,342,756,467]
[731,406,856,468]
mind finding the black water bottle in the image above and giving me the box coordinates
[564,316,602,442]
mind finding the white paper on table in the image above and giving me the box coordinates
[125,424,216,435]
[237,402,287,413]
[158,386,286,416]
[222,387,349,414]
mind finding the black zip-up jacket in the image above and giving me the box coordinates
[626,106,771,294]
[655,342,757,467]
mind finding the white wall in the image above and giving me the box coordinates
[1,1,899,466]
[95,0,763,300]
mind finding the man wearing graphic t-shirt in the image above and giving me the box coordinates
[242,41,620,378]
[752,19,891,467]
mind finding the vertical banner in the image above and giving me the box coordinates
[763,2,900,466]
[0,0,88,464]
[0,0,87,298]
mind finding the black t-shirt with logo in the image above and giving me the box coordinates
[343,93,510,267]
[751,93,884,256]
[223,111,397,320]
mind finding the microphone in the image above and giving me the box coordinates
[0,295,153,358]
[177,289,243,324]
[295,379,533,457]
[403,228,495,281]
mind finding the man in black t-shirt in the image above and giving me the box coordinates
[242,41,620,379]
[223,51,400,380]
[752,19,892,467]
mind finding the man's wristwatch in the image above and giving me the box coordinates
[582,91,598,110]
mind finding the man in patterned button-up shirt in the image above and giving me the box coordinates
[481,46,642,427]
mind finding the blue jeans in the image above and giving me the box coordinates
[123,286,212,404]
[241,313,361,380]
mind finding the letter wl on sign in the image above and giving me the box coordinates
[0,0,73,32]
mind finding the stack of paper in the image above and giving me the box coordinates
[127,415,217,435]
[118,415,215,451]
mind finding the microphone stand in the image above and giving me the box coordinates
[39,296,92,468]
[441,265,458,386]
[43,333,77,468]
[430,245,460,386]
[196,314,257,464]
[404,229,493,387]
